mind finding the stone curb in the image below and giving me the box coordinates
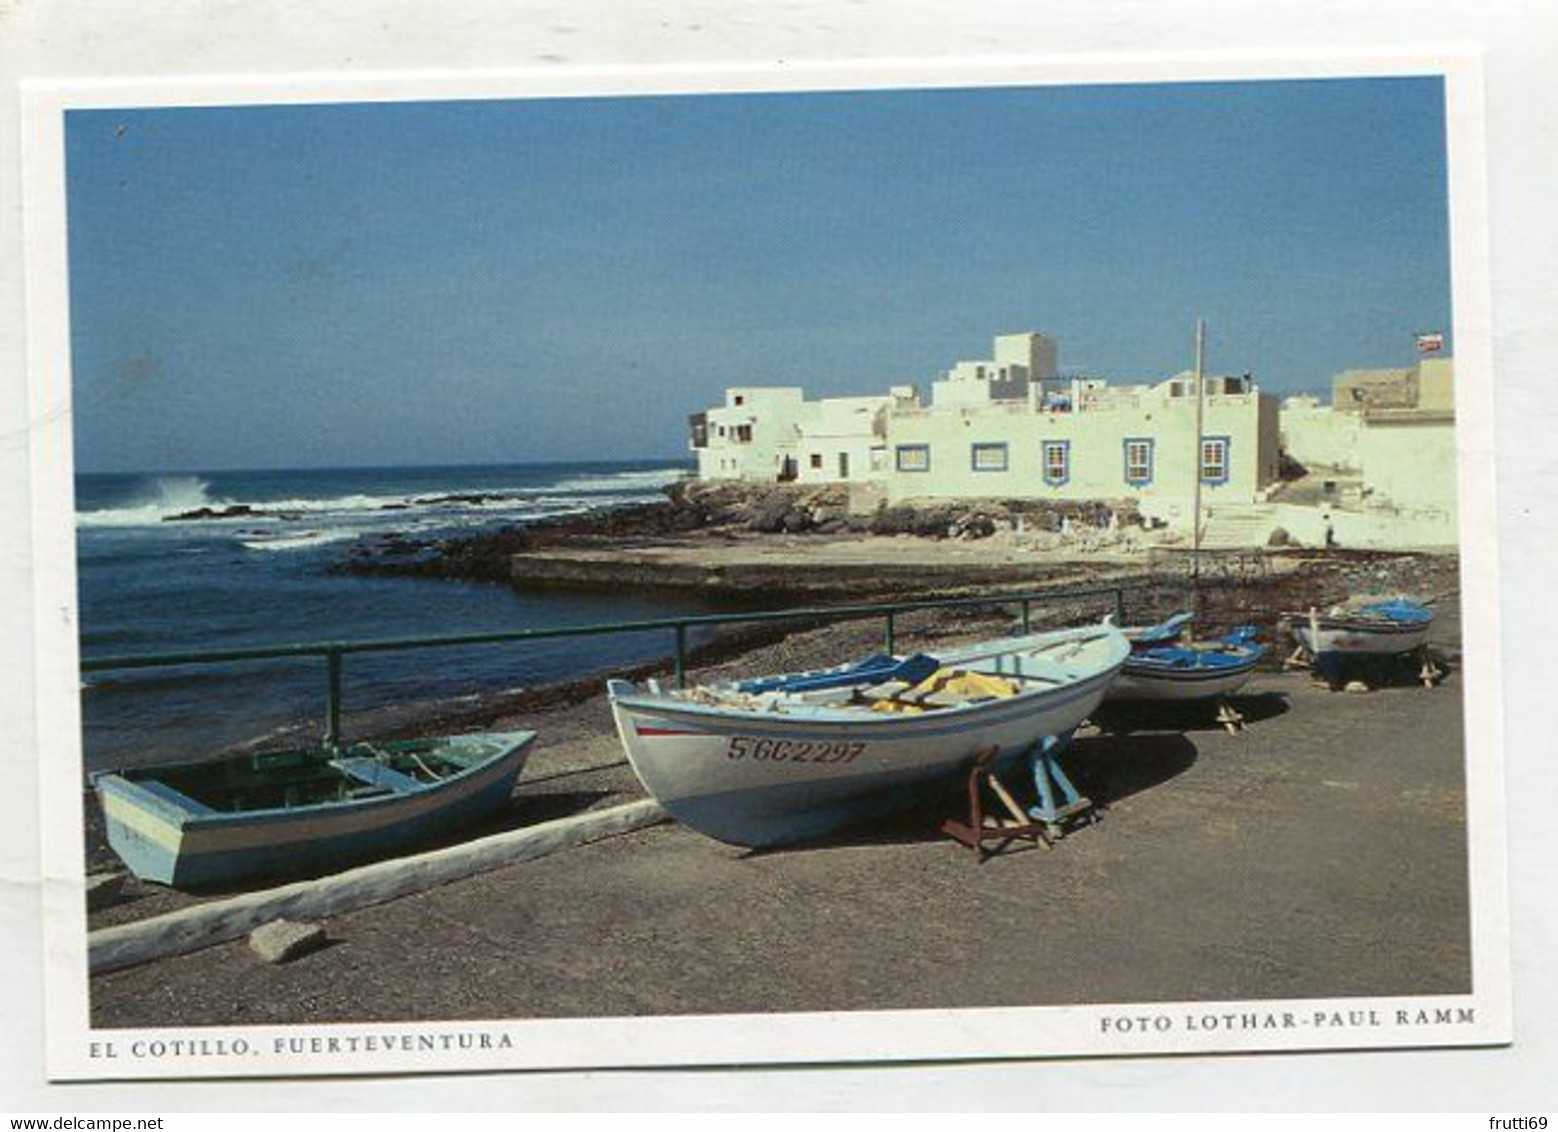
[88,798,669,975]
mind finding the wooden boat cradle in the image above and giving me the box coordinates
[941,736,1096,861]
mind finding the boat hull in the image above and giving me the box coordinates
[1292,618,1431,657]
[94,731,536,888]
[609,627,1127,847]
[1108,657,1260,702]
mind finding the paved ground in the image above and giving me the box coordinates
[90,601,1469,1026]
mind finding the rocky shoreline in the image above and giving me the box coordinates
[327,479,1157,585]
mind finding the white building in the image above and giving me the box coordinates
[793,391,920,485]
[1275,356,1458,548]
[690,387,813,482]
[886,369,1279,511]
[689,332,1282,520]
[930,332,1060,408]
[688,332,1458,550]
[692,385,920,483]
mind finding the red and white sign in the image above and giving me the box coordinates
[1416,332,1445,354]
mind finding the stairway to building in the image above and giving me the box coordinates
[1197,504,1279,549]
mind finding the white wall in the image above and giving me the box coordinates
[1280,404,1363,470]
[1358,418,1459,519]
[1265,501,1458,550]
[696,387,813,481]
[883,391,1273,505]
[794,396,891,484]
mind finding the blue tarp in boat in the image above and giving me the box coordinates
[737,652,942,695]
[1357,598,1433,624]
[1128,644,1257,670]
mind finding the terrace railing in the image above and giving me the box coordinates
[79,583,1145,750]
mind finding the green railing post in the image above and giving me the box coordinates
[324,650,343,749]
[1021,599,1032,634]
[674,624,688,689]
[884,612,896,655]
[1114,587,1126,625]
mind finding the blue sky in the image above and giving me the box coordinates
[65,77,1451,473]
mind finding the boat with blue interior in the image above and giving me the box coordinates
[607,621,1130,848]
[1109,611,1267,703]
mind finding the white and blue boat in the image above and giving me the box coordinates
[1108,612,1267,703]
[93,730,536,888]
[607,621,1130,848]
[1288,597,1434,659]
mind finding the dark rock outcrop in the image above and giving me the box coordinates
[164,504,262,522]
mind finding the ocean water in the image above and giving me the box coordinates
[74,461,727,772]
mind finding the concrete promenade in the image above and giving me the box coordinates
[90,602,1470,1027]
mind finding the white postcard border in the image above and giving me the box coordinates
[20,48,1508,1082]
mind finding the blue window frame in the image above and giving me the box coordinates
[970,442,1009,472]
[1042,440,1070,486]
[895,444,931,473]
[1200,435,1231,486]
[1123,437,1155,487]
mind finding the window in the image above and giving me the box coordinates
[1042,440,1070,486]
[1123,438,1154,486]
[971,442,1008,472]
[733,394,745,406]
[1200,436,1230,485]
[896,444,931,473]
[838,452,850,479]
[809,453,823,470]
[733,424,753,444]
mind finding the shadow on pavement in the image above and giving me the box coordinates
[1064,732,1199,807]
[742,731,1201,858]
[1092,690,1290,736]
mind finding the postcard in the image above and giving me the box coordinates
[19,51,1507,1081]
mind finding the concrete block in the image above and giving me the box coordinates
[86,872,126,911]
[90,798,669,974]
[249,919,327,964]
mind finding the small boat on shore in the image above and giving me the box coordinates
[1287,597,1434,658]
[607,621,1130,848]
[93,730,536,888]
[1109,612,1266,703]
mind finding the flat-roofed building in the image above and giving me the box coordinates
[885,370,1279,509]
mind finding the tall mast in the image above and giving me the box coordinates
[1191,319,1206,603]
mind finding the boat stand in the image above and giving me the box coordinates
[1288,644,1442,692]
[1215,698,1245,734]
[942,738,1094,861]
[1026,732,1093,836]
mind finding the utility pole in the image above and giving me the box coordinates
[1191,318,1206,615]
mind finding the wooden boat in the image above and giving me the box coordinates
[1108,612,1266,702]
[1286,597,1434,658]
[606,621,1130,848]
[93,730,536,888]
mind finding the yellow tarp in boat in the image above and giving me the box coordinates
[869,668,1017,713]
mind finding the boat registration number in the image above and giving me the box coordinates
[725,737,866,765]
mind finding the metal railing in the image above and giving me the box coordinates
[79,583,1144,749]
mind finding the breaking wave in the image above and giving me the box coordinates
[77,465,685,533]
[542,467,687,495]
[76,476,232,528]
